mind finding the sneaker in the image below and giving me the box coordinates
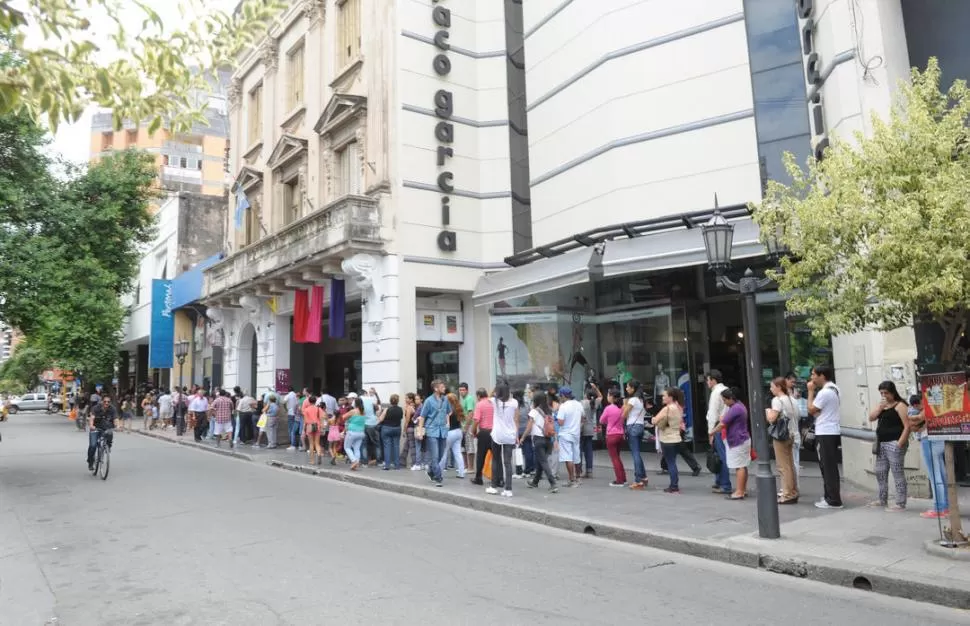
[435,481,443,488]
[548,486,559,494]
[886,504,906,512]
[456,474,465,479]
[88,463,94,471]
[920,509,948,519]
[471,478,484,486]
[501,490,513,498]
[691,468,701,477]
[568,481,580,488]
[866,500,888,508]
[485,487,499,495]
[422,464,429,471]
[663,487,681,494]
[814,500,843,510]
[410,464,422,471]
[609,481,626,487]
[512,474,524,479]
[527,482,538,489]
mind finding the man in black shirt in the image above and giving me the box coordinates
[87,395,116,470]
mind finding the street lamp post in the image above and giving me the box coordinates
[702,206,785,540]
[175,339,190,390]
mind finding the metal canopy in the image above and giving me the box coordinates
[472,246,602,307]
[504,203,751,268]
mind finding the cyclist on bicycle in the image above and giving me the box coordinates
[87,395,116,471]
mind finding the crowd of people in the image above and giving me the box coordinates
[71,364,953,517]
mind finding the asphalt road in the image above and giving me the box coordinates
[1,414,966,626]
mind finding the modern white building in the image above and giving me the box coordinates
[203,0,969,484]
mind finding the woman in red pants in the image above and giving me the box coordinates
[600,388,627,486]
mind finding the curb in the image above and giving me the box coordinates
[130,429,255,462]
[266,460,970,610]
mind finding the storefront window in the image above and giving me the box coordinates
[756,300,833,390]
[490,312,563,388]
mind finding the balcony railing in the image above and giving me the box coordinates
[204,194,382,297]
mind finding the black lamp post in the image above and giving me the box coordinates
[175,339,190,390]
[702,202,786,540]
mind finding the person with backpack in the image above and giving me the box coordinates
[520,389,558,493]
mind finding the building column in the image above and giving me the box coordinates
[117,351,130,394]
[347,254,405,401]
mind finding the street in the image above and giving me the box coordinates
[1,415,967,626]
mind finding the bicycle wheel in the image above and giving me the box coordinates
[92,444,100,476]
[99,441,110,480]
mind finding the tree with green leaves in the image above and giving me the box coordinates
[0,114,157,383]
[753,57,970,543]
[754,57,970,366]
[0,0,283,132]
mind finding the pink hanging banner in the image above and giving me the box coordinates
[305,285,324,343]
[293,289,309,343]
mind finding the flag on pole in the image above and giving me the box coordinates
[233,186,250,229]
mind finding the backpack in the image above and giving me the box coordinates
[543,411,556,437]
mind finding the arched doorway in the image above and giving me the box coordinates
[238,323,258,395]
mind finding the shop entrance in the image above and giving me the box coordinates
[416,343,459,395]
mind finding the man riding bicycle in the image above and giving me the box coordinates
[87,395,116,471]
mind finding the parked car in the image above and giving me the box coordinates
[9,392,49,413]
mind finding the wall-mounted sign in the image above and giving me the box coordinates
[432,0,457,252]
[275,368,291,394]
[417,308,463,342]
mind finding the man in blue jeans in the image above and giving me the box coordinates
[419,379,451,487]
[87,396,116,470]
[705,370,732,494]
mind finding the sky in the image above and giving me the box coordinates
[45,0,238,165]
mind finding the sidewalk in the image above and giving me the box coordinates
[128,422,970,609]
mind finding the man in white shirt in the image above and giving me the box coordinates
[555,387,584,486]
[188,389,209,442]
[284,387,300,451]
[158,389,173,430]
[319,392,337,418]
[706,370,731,494]
[808,364,843,509]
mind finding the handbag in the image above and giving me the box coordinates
[257,414,267,429]
[768,415,790,441]
[706,447,722,474]
[513,446,524,468]
[415,425,426,440]
[482,449,493,480]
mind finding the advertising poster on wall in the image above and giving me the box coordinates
[920,371,970,441]
[275,368,291,394]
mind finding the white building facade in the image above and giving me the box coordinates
[203,0,969,485]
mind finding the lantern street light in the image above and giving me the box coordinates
[701,197,784,540]
[175,339,190,390]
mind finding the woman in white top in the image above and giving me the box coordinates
[519,390,558,493]
[622,380,648,490]
[767,377,800,504]
[487,383,519,498]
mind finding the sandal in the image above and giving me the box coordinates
[778,497,799,505]
[726,494,746,500]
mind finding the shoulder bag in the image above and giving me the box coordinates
[768,398,791,442]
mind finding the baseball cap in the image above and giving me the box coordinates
[347,392,358,399]
[559,386,574,398]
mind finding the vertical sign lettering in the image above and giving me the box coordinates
[432,0,456,251]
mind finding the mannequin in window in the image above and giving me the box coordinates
[654,364,670,404]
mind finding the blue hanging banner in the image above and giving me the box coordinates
[149,279,175,369]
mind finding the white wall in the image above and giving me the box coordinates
[121,195,180,347]
[806,0,910,143]
[395,0,514,264]
[522,0,761,246]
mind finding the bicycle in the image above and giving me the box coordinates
[91,429,111,480]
